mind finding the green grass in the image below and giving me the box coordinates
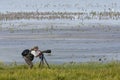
[0,62,120,80]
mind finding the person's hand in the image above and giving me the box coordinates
[38,50,42,56]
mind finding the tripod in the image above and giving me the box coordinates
[39,53,50,69]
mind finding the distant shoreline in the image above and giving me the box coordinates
[0,11,120,21]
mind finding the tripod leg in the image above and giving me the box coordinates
[39,60,41,67]
[39,54,44,68]
[43,56,50,69]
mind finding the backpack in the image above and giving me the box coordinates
[21,49,30,56]
[21,49,34,61]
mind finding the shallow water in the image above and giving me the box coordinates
[0,20,120,64]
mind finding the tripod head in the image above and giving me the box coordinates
[39,49,51,59]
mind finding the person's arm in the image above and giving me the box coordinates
[35,50,42,57]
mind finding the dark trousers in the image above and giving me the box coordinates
[23,56,33,69]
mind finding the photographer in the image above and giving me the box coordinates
[22,46,42,69]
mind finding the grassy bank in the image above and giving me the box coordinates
[0,62,120,80]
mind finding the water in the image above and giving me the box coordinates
[0,20,120,64]
[0,0,120,64]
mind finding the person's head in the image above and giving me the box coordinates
[31,46,39,51]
